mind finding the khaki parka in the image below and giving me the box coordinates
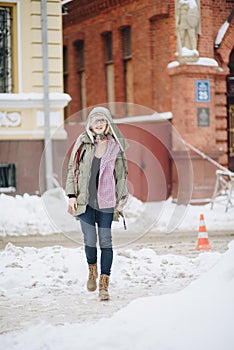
[65,106,129,221]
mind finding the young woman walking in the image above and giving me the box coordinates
[66,106,128,301]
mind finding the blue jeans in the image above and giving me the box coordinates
[79,205,113,276]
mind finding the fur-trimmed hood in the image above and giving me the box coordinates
[85,106,129,151]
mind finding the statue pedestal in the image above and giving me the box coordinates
[167,61,225,202]
[176,48,199,63]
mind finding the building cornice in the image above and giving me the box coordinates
[0,93,71,109]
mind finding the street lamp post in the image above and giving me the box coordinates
[41,0,54,190]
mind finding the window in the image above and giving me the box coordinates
[0,163,16,192]
[0,4,17,93]
[76,40,85,72]
[122,26,131,60]
[63,46,68,78]
[63,46,69,119]
[103,31,113,62]
[75,40,86,117]
[121,26,133,114]
[103,32,115,105]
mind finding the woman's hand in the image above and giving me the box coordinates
[115,203,123,212]
[115,197,127,212]
[68,197,78,215]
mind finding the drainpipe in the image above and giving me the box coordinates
[41,0,54,190]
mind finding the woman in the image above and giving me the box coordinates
[65,106,128,301]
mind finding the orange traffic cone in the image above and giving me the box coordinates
[196,214,212,251]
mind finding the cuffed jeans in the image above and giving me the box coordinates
[79,205,113,276]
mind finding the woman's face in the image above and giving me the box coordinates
[90,115,107,134]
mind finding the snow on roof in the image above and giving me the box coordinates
[0,93,71,101]
[0,93,71,109]
[114,112,173,124]
[61,0,73,5]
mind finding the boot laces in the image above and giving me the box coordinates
[89,265,97,280]
[100,276,109,290]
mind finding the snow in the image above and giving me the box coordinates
[0,241,233,349]
[179,0,198,9]
[0,93,71,109]
[187,57,219,67]
[180,47,199,57]
[0,190,234,349]
[61,0,73,5]
[114,112,173,123]
[167,60,180,68]
[215,21,230,47]
[167,57,219,69]
[0,92,71,102]
[0,189,233,236]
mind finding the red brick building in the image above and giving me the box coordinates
[62,0,234,202]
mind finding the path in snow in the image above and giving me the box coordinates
[0,231,232,334]
[0,230,233,254]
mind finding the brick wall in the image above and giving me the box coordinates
[62,0,234,199]
[63,0,171,115]
[63,0,233,115]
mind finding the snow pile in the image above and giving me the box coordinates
[0,190,80,236]
[0,241,233,350]
[0,243,220,300]
[0,189,234,236]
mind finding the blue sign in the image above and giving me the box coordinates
[196,80,210,102]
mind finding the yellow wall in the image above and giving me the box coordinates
[25,0,63,93]
[0,0,70,140]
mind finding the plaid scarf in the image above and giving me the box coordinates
[97,135,120,209]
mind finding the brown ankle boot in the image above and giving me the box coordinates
[87,264,98,292]
[99,274,110,301]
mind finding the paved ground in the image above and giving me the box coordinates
[1,230,233,256]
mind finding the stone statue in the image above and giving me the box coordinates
[175,0,201,62]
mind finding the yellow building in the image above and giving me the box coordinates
[0,0,70,194]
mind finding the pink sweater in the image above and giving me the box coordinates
[97,135,120,209]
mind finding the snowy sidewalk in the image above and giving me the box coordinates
[0,190,234,349]
[0,242,234,350]
[0,243,222,333]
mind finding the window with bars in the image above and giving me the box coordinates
[103,32,115,104]
[122,26,132,60]
[0,6,13,93]
[76,40,85,72]
[63,46,68,75]
[103,31,113,63]
[63,46,69,119]
[121,26,133,111]
[75,40,86,116]
[0,163,16,192]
